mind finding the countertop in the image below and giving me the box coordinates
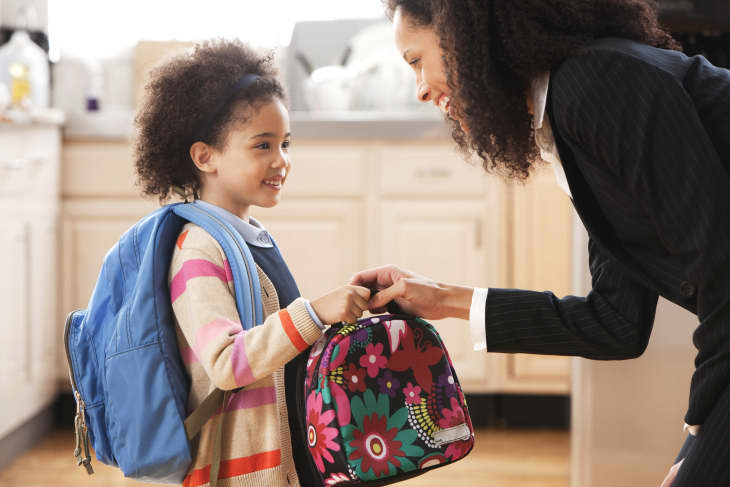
[61,109,452,140]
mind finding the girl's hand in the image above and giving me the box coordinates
[311,285,372,326]
[350,265,473,321]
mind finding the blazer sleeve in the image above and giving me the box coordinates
[169,231,323,391]
[550,49,730,425]
[486,237,659,360]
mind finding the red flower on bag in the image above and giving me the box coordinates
[403,382,422,405]
[439,397,465,429]
[306,391,340,472]
[360,343,387,378]
[349,413,405,477]
[345,363,367,393]
[388,328,442,393]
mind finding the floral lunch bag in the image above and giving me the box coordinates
[302,314,475,486]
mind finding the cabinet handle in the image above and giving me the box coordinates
[414,168,452,179]
[0,157,43,170]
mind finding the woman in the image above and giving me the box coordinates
[351,1,730,485]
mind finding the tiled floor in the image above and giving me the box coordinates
[0,428,569,487]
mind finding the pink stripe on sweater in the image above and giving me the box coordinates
[170,259,233,303]
[231,333,255,386]
[224,387,276,413]
[195,318,243,357]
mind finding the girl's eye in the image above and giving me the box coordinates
[282,140,291,149]
[255,142,270,150]
[409,58,420,67]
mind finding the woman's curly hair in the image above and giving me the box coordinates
[134,39,286,201]
[385,0,680,180]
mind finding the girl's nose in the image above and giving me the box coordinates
[417,81,431,103]
[274,151,289,168]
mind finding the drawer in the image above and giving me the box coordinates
[0,127,60,200]
[285,143,366,197]
[62,140,137,197]
[377,145,488,196]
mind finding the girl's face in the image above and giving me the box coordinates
[392,8,467,132]
[197,98,291,220]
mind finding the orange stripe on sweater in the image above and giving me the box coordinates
[279,309,308,352]
[182,450,281,487]
[176,230,189,249]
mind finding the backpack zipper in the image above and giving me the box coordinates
[64,311,94,474]
[185,204,256,326]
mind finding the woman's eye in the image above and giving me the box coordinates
[409,58,420,67]
[255,142,270,150]
[282,140,291,150]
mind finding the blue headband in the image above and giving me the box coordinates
[193,73,261,142]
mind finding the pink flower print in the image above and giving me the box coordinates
[325,472,350,485]
[403,382,422,405]
[306,391,340,472]
[439,397,466,429]
[444,437,471,461]
[359,343,387,378]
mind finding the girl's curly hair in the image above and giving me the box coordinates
[134,39,286,201]
[385,0,680,180]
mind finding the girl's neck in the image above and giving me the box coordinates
[197,190,250,222]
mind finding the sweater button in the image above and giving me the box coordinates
[680,281,696,298]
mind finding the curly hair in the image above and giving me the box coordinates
[385,0,681,180]
[134,39,286,201]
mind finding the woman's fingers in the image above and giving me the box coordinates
[350,265,412,288]
[369,279,407,309]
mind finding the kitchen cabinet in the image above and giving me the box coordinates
[59,137,573,395]
[501,165,573,394]
[0,123,61,439]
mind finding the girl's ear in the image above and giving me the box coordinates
[190,141,216,174]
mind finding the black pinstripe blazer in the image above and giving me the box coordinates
[485,37,730,427]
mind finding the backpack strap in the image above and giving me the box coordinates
[183,388,232,487]
[172,202,264,486]
[171,203,264,330]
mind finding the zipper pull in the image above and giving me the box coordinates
[73,390,94,475]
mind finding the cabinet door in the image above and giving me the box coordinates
[0,219,30,387]
[253,199,364,301]
[506,165,573,393]
[30,217,60,382]
[379,200,506,393]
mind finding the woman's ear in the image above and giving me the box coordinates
[190,141,216,174]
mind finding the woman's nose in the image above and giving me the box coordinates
[417,81,431,103]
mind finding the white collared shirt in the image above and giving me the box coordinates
[193,199,274,248]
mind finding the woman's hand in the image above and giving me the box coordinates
[659,459,684,487]
[349,265,473,321]
[310,285,371,326]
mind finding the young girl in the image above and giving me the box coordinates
[134,39,371,487]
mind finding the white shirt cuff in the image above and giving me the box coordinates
[303,299,326,330]
[683,423,701,436]
[469,287,489,351]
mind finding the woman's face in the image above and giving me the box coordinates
[392,7,467,132]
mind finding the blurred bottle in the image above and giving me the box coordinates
[0,6,49,111]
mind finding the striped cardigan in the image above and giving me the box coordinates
[169,223,323,487]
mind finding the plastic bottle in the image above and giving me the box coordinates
[0,13,50,111]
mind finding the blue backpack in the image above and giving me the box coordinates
[64,201,264,484]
